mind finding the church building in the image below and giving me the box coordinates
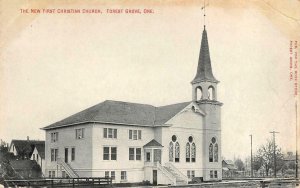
[42,26,222,185]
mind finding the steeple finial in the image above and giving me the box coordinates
[203,0,206,27]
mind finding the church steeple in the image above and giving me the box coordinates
[191,27,219,101]
[192,27,218,84]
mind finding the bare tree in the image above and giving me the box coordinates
[255,139,284,176]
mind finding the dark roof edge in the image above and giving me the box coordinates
[41,120,156,130]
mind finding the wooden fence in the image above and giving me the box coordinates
[4,177,112,187]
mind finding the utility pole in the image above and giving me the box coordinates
[250,134,253,178]
[270,131,279,178]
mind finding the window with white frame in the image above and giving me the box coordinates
[209,137,218,162]
[121,171,127,181]
[103,128,117,138]
[186,136,196,163]
[169,135,180,162]
[51,132,58,142]
[214,170,218,178]
[129,148,141,160]
[105,171,115,180]
[111,171,115,180]
[103,147,117,160]
[210,170,214,178]
[187,170,195,179]
[49,171,55,178]
[50,148,58,161]
[129,130,142,140]
[75,128,84,139]
[105,171,109,178]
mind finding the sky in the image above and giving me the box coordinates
[0,0,299,160]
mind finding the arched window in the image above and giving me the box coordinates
[191,143,196,162]
[186,136,196,163]
[209,143,213,162]
[214,143,218,162]
[208,86,215,100]
[209,137,218,162]
[175,142,180,162]
[169,142,174,162]
[186,143,190,162]
[169,135,180,162]
[196,86,203,101]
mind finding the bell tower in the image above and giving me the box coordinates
[191,26,218,102]
[192,25,223,181]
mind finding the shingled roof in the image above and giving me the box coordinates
[192,27,218,84]
[143,139,163,148]
[9,140,45,158]
[42,100,190,130]
[34,143,45,159]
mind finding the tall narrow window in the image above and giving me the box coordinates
[209,137,218,162]
[51,148,58,161]
[71,147,75,161]
[121,171,127,181]
[209,143,213,162]
[136,148,141,160]
[169,142,173,162]
[111,147,117,160]
[175,142,180,162]
[75,128,84,139]
[129,130,132,139]
[214,170,218,178]
[111,171,115,180]
[129,148,135,160]
[214,143,218,162]
[191,143,196,162]
[103,147,110,160]
[186,143,190,162]
[186,136,196,163]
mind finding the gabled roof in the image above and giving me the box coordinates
[143,139,163,148]
[42,100,191,130]
[10,140,45,157]
[10,160,39,170]
[192,27,218,84]
[34,143,45,159]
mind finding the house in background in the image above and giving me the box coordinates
[10,160,42,178]
[30,143,45,175]
[42,26,223,185]
[9,138,44,160]
[222,160,238,178]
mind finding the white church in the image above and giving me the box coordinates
[42,26,222,185]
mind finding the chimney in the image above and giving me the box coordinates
[27,136,29,141]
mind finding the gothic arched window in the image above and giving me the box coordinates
[175,142,180,162]
[186,143,190,162]
[209,143,213,162]
[209,137,218,162]
[186,136,196,163]
[191,143,196,162]
[214,143,218,162]
[169,142,173,162]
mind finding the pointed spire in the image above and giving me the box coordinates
[191,27,218,84]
